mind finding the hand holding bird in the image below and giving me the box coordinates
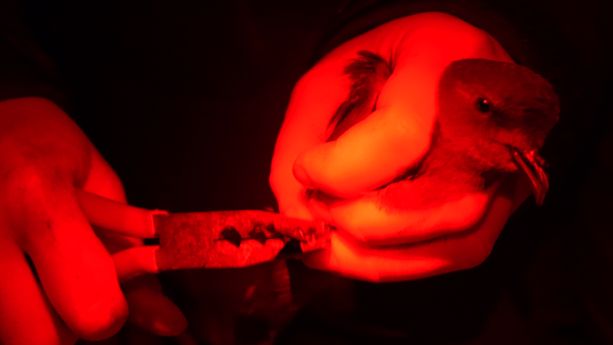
[270,12,559,282]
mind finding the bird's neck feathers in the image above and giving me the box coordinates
[416,124,495,190]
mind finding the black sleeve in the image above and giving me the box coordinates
[314,1,535,64]
[0,0,64,104]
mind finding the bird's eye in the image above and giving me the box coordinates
[476,97,492,113]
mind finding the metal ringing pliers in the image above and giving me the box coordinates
[76,191,332,280]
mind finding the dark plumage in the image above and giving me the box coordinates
[328,51,560,207]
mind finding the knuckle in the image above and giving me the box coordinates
[268,169,284,197]
[268,164,280,188]
[0,164,74,248]
[1,164,68,209]
[269,163,298,202]
[1,165,58,246]
[2,164,48,198]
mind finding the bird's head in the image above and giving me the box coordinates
[437,59,560,204]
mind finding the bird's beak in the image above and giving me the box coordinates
[509,147,550,205]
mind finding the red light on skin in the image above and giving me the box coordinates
[270,12,532,282]
[306,185,495,245]
[304,176,530,282]
[325,232,450,282]
[0,98,185,344]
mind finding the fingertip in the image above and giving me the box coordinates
[74,296,128,341]
[34,243,130,341]
[294,145,356,198]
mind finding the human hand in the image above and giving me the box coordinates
[270,12,535,282]
[0,98,186,345]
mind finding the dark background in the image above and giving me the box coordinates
[1,0,611,344]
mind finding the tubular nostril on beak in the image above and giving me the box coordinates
[508,146,550,205]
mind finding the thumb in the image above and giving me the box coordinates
[293,51,440,197]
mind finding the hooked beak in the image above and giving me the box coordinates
[508,146,550,206]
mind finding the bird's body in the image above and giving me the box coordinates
[327,51,559,210]
[379,138,487,209]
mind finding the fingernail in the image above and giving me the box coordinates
[148,209,168,236]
